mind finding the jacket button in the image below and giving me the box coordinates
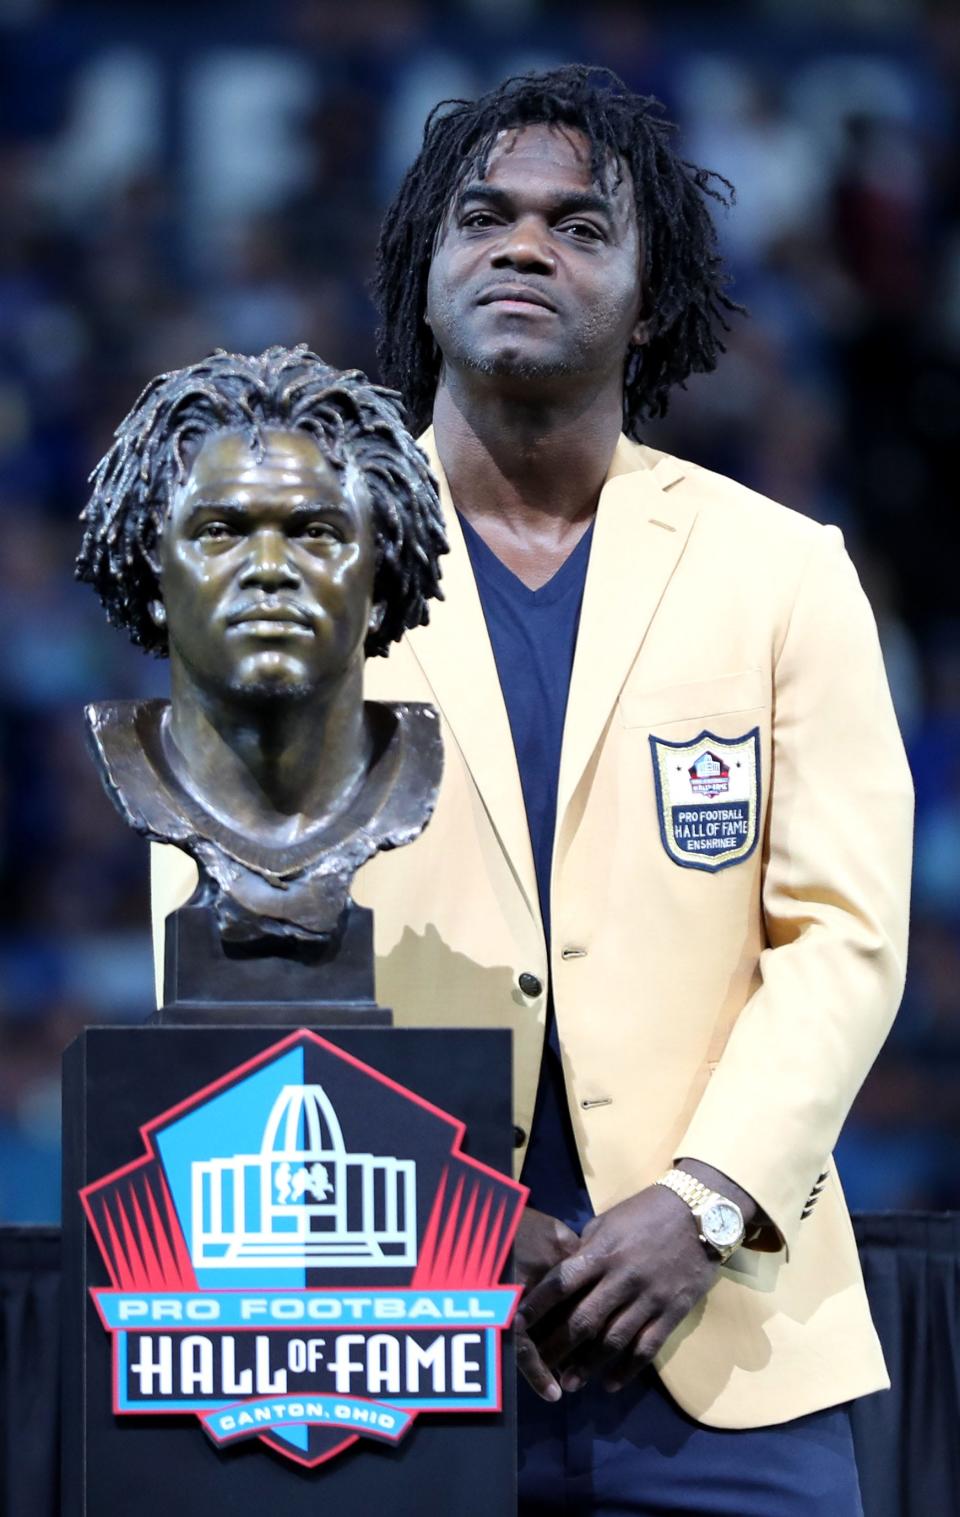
[513,1125,527,1148]
[518,972,542,997]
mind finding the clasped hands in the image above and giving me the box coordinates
[513,1189,719,1402]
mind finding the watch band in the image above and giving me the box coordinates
[655,1167,718,1212]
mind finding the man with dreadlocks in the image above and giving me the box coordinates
[153,69,910,1513]
[80,345,447,945]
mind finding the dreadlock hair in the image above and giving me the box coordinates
[375,64,742,438]
[76,345,447,659]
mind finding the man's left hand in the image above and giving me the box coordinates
[516,1184,717,1394]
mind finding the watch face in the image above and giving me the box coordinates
[702,1201,743,1249]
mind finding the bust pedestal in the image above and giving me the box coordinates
[156,901,389,1026]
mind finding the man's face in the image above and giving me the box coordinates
[425,123,646,392]
[157,428,376,704]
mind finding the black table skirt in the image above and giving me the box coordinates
[849,1214,960,1517]
[1,1227,61,1517]
[2,1217,956,1517]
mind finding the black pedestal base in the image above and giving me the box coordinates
[62,1026,517,1516]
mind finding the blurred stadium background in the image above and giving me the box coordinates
[0,0,957,1223]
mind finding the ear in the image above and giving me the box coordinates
[148,599,167,628]
[367,602,385,634]
[630,315,652,349]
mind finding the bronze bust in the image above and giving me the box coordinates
[77,346,447,946]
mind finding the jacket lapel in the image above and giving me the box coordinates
[555,443,697,850]
[405,431,696,926]
[404,431,541,924]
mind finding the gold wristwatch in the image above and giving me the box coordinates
[655,1167,745,1263]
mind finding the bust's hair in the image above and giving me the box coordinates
[76,345,447,657]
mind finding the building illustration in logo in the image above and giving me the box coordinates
[689,750,730,799]
[80,1030,525,1470]
[192,1083,417,1270]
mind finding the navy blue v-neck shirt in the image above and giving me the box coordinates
[459,512,595,1233]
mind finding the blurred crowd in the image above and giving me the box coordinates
[1,0,958,1221]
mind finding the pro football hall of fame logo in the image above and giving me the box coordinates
[650,727,761,872]
[80,1030,526,1469]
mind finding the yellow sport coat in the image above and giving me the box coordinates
[151,431,913,1429]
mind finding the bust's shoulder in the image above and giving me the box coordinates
[85,696,167,752]
[85,698,178,838]
[367,699,441,740]
[363,699,443,836]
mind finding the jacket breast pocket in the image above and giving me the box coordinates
[618,668,768,729]
[629,670,769,873]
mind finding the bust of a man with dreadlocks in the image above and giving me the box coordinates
[77,346,446,947]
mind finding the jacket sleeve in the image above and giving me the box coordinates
[673,524,913,1255]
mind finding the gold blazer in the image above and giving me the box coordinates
[152,432,913,1428]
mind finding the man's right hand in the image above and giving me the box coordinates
[513,1207,580,1401]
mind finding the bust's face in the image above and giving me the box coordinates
[157,428,376,703]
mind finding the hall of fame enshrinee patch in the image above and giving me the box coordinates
[649,728,761,872]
